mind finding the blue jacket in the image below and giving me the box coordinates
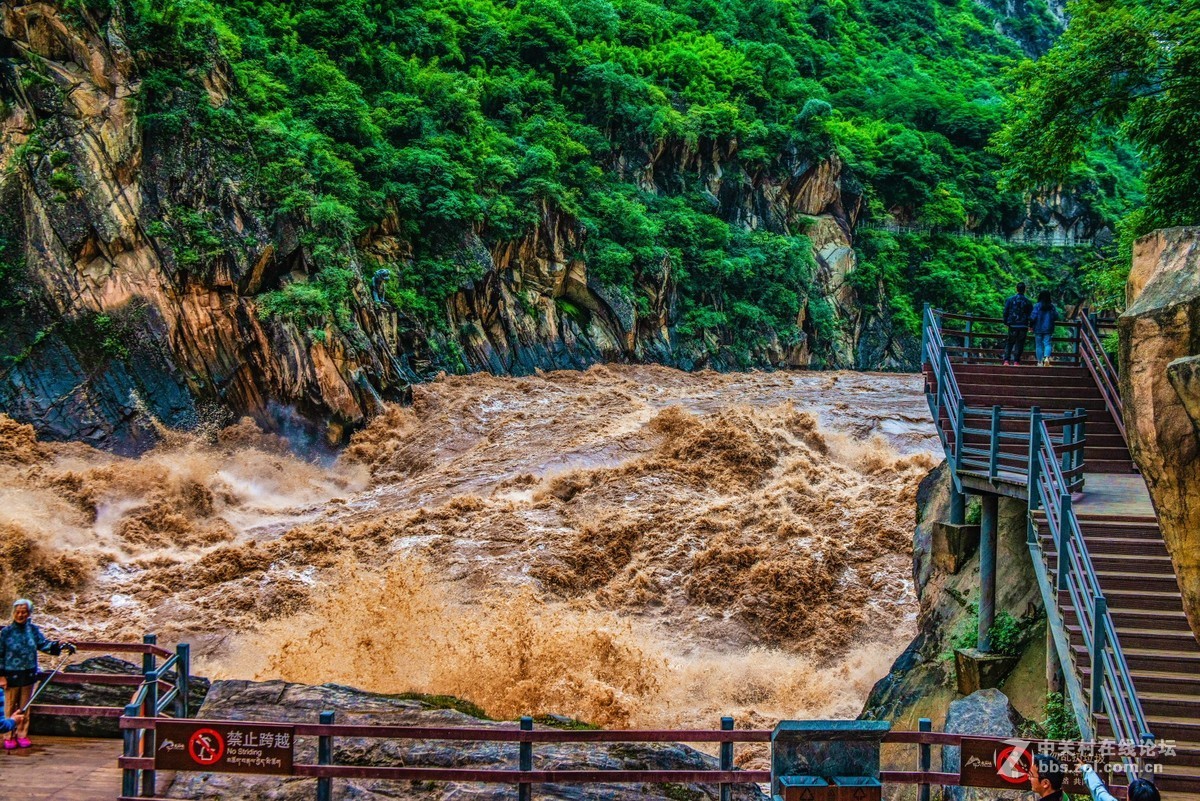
[0,687,15,733]
[1003,293,1034,328]
[1030,301,1058,335]
[0,621,60,674]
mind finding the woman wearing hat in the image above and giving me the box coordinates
[0,599,75,749]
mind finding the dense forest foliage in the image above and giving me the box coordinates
[63,0,1146,360]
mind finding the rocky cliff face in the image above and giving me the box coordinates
[1119,227,1200,643]
[0,2,896,452]
[861,463,1047,733]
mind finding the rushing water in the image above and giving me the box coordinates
[0,365,937,734]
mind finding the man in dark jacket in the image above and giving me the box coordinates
[1030,753,1066,801]
[1002,282,1034,365]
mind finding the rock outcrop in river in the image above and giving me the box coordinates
[1120,226,1200,644]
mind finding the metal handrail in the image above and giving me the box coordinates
[1077,313,1126,443]
[924,307,1086,489]
[1029,417,1152,763]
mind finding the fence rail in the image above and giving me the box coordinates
[118,714,1084,799]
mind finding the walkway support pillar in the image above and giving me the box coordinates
[1046,623,1063,693]
[978,494,999,652]
[949,483,966,526]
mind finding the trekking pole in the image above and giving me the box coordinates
[18,651,75,714]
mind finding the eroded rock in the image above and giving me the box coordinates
[1119,227,1200,643]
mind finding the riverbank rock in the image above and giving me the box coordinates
[861,464,1044,730]
[940,689,1025,801]
[162,680,768,801]
[1120,226,1200,644]
[32,656,211,738]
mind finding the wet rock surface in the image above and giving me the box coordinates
[1120,226,1200,643]
[163,680,768,801]
[940,689,1026,801]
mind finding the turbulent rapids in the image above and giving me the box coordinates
[0,365,937,731]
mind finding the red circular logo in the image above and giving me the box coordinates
[188,728,225,766]
[995,745,1032,784]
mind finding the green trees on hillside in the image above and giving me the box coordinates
[102,0,1143,358]
[997,0,1198,233]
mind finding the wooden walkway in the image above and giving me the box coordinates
[0,737,122,800]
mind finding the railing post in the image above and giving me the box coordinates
[1091,596,1107,714]
[519,716,533,801]
[720,716,734,801]
[1060,418,1075,475]
[988,405,1001,481]
[953,402,965,475]
[1073,320,1082,362]
[921,303,931,367]
[122,702,141,798]
[1074,407,1087,482]
[1027,407,1043,529]
[317,710,335,801]
[964,318,973,362]
[918,718,932,801]
[142,633,157,677]
[1057,494,1073,591]
[141,669,158,797]
[174,643,190,719]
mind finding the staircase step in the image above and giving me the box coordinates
[1046,551,1177,576]
[1067,624,1200,651]
[1090,571,1183,593]
[1097,714,1200,746]
[1138,693,1200,717]
[1083,667,1200,697]
[1063,608,1194,635]
[961,395,1112,413]
[1075,645,1200,673]
[1070,589,1187,613]
[1042,535,1170,558]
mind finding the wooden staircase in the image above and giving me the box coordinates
[923,310,1200,797]
[943,363,1136,475]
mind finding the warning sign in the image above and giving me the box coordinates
[959,737,1087,794]
[156,721,295,775]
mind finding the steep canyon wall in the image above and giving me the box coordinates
[1120,227,1200,643]
[0,2,901,451]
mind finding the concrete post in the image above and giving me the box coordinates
[978,494,999,652]
[1046,621,1063,693]
[949,484,966,526]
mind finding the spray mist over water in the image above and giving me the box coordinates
[0,366,937,730]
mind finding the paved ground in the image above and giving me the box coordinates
[1,736,124,800]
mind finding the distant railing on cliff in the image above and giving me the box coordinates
[857,221,1094,248]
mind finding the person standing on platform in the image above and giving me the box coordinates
[1002,281,1034,366]
[1031,290,1059,367]
[0,599,75,749]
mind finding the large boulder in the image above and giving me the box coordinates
[163,680,768,801]
[1119,227,1200,643]
[940,689,1025,801]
